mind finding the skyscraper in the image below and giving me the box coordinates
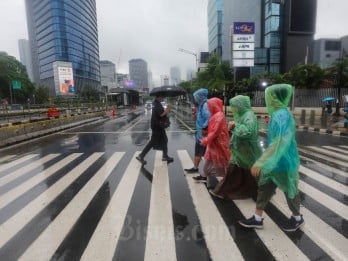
[207,0,317,78]
[18,39,34,82]
[25,0,101,96]
[170,67,181,85]
[129,59,148,92]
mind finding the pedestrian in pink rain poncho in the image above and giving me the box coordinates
[193,97,230,185]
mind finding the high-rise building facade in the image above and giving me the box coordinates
[207,0,317,78]
[100,60,116,90]
[25,0,101,96]
[170,67,181,85]
[18,39,34,82]
[129,59,148,92]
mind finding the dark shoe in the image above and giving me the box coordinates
[184,167,199,173]
[162,156,174,163]
[136,155,147,165]
[192,175,207,183]
[238,216,264,229]
[282,215,304,232]
[209,189,224,199]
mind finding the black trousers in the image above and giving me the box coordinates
[140,129,168,158]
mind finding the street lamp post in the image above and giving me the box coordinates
[178,48,198,69]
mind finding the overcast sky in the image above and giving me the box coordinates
[0,0,348,85]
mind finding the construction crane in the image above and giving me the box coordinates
[178,48,198,68]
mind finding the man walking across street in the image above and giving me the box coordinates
[184,88,210,173]
[136,94,173,165]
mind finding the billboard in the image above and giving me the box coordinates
[57,66,75,95]
[233,22,255,34]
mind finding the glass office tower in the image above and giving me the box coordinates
[25,0,100,96]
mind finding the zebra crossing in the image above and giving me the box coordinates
[0,145,347,260]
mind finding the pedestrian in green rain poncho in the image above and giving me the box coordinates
[239,84,304,232]
[209,95,262,200]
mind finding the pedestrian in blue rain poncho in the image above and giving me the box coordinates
[239,84,304,232]
[184,88,210,174]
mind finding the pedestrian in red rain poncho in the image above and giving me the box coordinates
[193,97,231,185]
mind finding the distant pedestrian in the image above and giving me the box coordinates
[136,94,173,165]
[184,88,210,173]
[238,84,304,232]
[193,97,230,184]
[209,95,262,200]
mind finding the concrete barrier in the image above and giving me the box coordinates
[0,112,105,148]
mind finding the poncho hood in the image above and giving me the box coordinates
[207,97,223,115]
[265,84,293,115]
[193,88,208,106]
[229,95,251,120]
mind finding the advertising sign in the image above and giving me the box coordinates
[233,51,254,59]
[233,22,255,34]
[233,59,254,67]
[233,43,255,51]
[233,34,255,43]
[58,67,75,95]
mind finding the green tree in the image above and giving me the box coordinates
[79,84,100,101]
[0,52,35,103]
[195,54,233,94]
[34,85,50,104]
[283,63,325,89]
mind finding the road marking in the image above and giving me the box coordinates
[19,152,123,261]
[271,190,348,261]
[0,155,16,164]
[307,146,348,162]
[0,154,60,187]
[0,153,82,210]
[322,146,348,155]
[299,165,348,196]
[299,180,348,219]
[234,198,310,261]
[0,153,103,249]
[298,148,348,168]
[177,150,243,261]
[81,152,142,261]
[144,152,177,261]
[0,154,38,173]
[300,155,348,179]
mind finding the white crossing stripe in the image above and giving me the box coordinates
[0,154,60,187]
[298,148,348,167]
[234,198,310,260]
[0,153,103,249]
[81,152,142,261]
[322,146,348,155]
[0,154,38,173]
[300,155,348,179]
[0,155,16,164]
[19,152,124,261]
[339,145,348,149]
[144,152,177,261]
[177,150,244,261]
[299,165,348,196]
[271,190,348,261]
[306,146,348,163]
[0,153,82,210]
[298,180,348,219]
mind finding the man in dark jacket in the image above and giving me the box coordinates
[136,94,173,164]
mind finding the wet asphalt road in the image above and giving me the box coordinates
[0,108,347,260]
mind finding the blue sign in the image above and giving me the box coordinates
[233,22,255,34]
